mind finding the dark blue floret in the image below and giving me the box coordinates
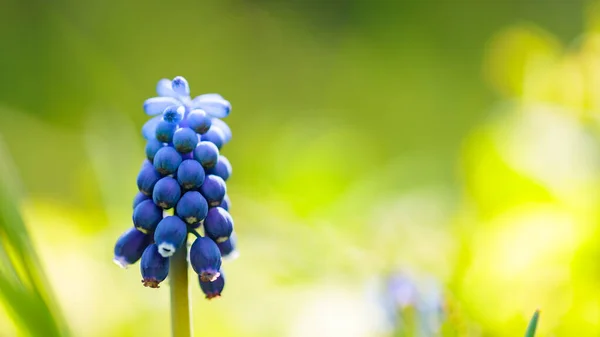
[177,160,205,190]
[176,191,209,225]
[186,109,212,134]
[202,127,226,149]
[219,194,230,211]
[193,141,219,168]
[154,216,188,257]
[133,199,163,234]
[163,105,185,124]
[113,227,152,268]
[199,270,225,300]
[152,176,181,209]
[217,232,237,259]
[200,175,227,207]
[153,147,182,175]
[155,119,177,143]
[190,237,222,282]
[133,191,150,209]
[207,155,232,181]
[136,161,161,196]
[145,138,164,162]
[173,127,198,154]
[203,207,234,243]
[140,244,170,288]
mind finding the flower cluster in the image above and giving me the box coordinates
[113,76,237,300]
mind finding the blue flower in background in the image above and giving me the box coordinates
[142,76,232,141]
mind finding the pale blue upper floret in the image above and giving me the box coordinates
[142,77,232,140]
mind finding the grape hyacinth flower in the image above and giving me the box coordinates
[113,75,239,336]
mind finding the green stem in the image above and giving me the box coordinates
[170,235,192,337]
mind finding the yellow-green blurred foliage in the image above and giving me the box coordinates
[1,0,600,336]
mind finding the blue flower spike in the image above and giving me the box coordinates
[154,216,188,258]
[199,270,225,300]
[140,244,170,288]
[120,76,239,295]
[113,227,152,268]
[190,236,222,282]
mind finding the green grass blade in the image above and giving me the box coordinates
[0,136,70,337]
[525,309,540,337]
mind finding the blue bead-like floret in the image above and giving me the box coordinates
[217,232,238,259]
[186,109,212,134]
[199,270,225,300]
[132,199,163,234]
[176,191,209,225]
[137,161,161,196]
[193,141,219,168]
[152,176,181,209]
[190,236,222,282]
[140,244,170,288]
[153,147,182,175]
[200,175,227,207]
[211,118,232,143]
[154,216,188,257]
[163,105,186,124]
[155,119,177,143]
[203,207,234,243]
[173,127,198,154]
[171,76,190,96]
[113,227,152,268]
[133,191,150,209]
[202,127,226,149]
[143,96,179,116]
[207,155,232,181]
[145,138,164,162]
[219,194,230,211]
[177,160,205,190]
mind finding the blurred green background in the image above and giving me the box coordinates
[1,0,600,336]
